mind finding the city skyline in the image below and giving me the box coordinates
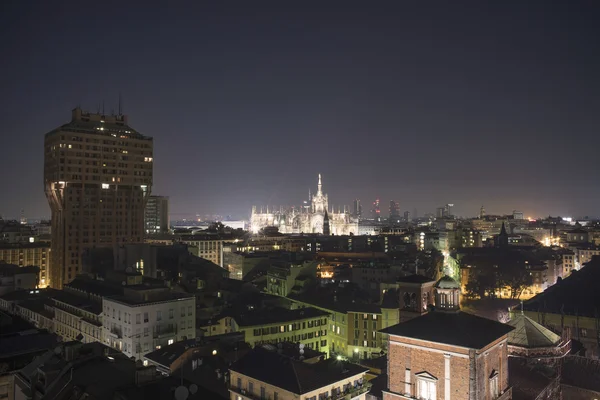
[1,1,600,220]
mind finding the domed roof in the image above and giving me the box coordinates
[435,275,460,289]
[507,314,562,348]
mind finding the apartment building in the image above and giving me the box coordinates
[180,235,224,267]
[289,292,399,360]
[102,289,196,359]
[0,243,50,287]
[215,307,330,354]
[229,346,371,400]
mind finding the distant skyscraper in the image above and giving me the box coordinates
[389,200,400,218]
[353,199,362,219]
[145,196,170,234]
[372,199,381,222]
[480,205,486,219]
[404,211,411,222]
[436,207,445,218]
[44,107,153,288]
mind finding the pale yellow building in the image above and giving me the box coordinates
[213,307,331,355]
[0,243,51,287]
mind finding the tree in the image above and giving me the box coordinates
[465,269,500,299]
[499,264,533,299]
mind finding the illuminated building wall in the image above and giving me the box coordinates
[0,243,50,287]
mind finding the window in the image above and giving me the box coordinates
[136,314,141,324]
[416,374,437,400]
[169,309,174,319]
[274,392,278,400]
[188,306,192,316]
[489,371,499,399]
[144,327,149,337]
[248,382,253,394]
[168,339,174,345]
[143,312,148,322]
[237,377,241,389]
[181,307,185,317]
[260,387,266,400]
[156,311,162,321]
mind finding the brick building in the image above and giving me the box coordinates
[381,276,515,400]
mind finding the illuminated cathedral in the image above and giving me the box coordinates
[250,174,358,235]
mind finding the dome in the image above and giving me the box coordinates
[435,275,460,290]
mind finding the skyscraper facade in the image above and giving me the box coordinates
[389,200,400,218]
[353,199,362,219]
[372,199,381,222]
[145,195,170,234]
[44,107,153,288]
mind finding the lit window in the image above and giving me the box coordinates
[168,339,174,345]
[102,183,110,189]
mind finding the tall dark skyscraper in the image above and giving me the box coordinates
[353,199,362,219]
[145,195,170,234]
[389,200,400,218]
[44,107,153,288]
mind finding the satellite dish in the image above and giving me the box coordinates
[299,349,304,355]
[174,386,189,400]
[299,343,305,349]
[189,384,198,394]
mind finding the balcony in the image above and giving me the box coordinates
[153,324,177,339]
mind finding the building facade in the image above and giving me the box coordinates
[250,175,358,235]
[102,292,196,359]
[44,107,153,288]
[0,243,50,288]
[145,195,170,234]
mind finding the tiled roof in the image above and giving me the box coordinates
[397,274,435,284]
[230,347,368,394]
[522,256,600,318]
[223,307,329,327]
[380,311,514,349]
[507,314,561,348]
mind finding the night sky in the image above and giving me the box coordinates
[1,1,599,220]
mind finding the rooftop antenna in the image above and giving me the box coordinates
[118,93,123,115]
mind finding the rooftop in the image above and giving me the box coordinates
[223,306,329,327]
[380,311,515,350]
[507,313,562,349]
[396,274,435,284]
[230,347,368,394]
[522,256,600,318]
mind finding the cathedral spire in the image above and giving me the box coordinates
[317,173,322,195]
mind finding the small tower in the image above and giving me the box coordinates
[479,205,486,219]
[497,222,509,248]
[323,210,330,236]
[434,276,461,312]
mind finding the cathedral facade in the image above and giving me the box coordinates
[250,175,358,235]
